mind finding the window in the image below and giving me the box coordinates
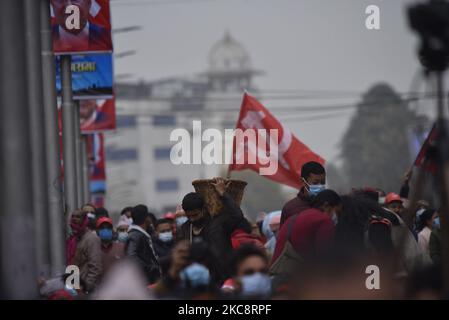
[106,148,138,161]
[156,179,179,192]
[154,147,171,160]
[116,115,136,128]
[153,115,175,126]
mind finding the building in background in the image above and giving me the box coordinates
[105,32,262,215]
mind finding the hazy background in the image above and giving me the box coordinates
[110,0,434,165]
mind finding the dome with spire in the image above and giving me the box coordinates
[209,31,252,73]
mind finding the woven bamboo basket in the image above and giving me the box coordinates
[192,179,247,216]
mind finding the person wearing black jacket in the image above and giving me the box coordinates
[126,205,161,285]
[177,177,245,284]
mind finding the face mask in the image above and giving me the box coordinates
[180,263,210,289]
[98,228,113,241]
[433,217,441,229]
[117,232,128,243]
[303,179,325,197]
[192,216,205,228]
[158,231,173,243]
[240,272,272,298]
[176,216,188,227]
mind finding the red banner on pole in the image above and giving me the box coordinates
[51,0,113,54]
[229,92,325,189]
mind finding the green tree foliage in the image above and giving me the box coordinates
[340,83,425,193]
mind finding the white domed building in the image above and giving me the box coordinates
[105,32,263,214]
[205,31,262,92]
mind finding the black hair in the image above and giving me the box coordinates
[182,192,204,211]
[148,212,157,226]
[131,204,149,226]
[228,244,269,277]
[334,195,399,258]
[95,207,109,218]
[155,218,172,229]
[301,161,325,180]
[311,189,341,208]
[235,218,253,234]
[120,206,133,216]
[418,209,436,232]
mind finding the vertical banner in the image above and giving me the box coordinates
[55,53,114,99]
[51,0,113,54]
[86,133,106,206]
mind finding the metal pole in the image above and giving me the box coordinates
[435,71,449,294]
[40,0,65,275]
[25,0,50,278]
[82,135,91,204]
[0,0,38,299]
[61,55,79,215]
[74,102,84,207]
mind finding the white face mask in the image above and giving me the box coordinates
[240,273,272,297]
[158,231,173,242]
[176,216,188,227]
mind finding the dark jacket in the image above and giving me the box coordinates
[429,228,442,266]
[152,237,174,275]
[177,193,244,283]
[280,189,310,226]
[126,226,161,284]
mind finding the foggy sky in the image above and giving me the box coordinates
[111,0,430,164]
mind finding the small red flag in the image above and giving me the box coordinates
[229,92,325,189]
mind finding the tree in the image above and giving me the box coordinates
[340,83,427,193]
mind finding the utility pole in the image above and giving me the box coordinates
[0,0,38,299]
[40,0,65,276]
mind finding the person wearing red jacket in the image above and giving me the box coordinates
[272,189,342,264]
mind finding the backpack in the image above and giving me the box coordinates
[269,214,303,279]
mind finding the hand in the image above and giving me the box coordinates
[168,240,190,279]
[175,204,185,218]
[211,177,230,197]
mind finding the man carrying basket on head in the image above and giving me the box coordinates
[177,177,245,285]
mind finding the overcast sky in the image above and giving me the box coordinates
[110,0,433,164]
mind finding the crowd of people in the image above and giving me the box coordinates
[37,166,445,299]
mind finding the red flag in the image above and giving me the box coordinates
[229,92,325,189]
[414,123,438,175]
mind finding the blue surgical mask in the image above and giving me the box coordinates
[303,179,326,196]
[240,273,272,298]
[158,231,173,242]
[180,263,210,289]
[433,217,441,229]
[176,216,188,227]
[117,232,128,243]
[98,228,113,241]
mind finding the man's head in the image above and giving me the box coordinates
[155,218,173,243]
[268,215,281,237]
[95,207,109,219]
[96,216,113,242]
[229,245,271,297]
[182,193,206,226]
[301,161,326,197]
[385,193,404,216]
[131,204,151,229]
[80,100,97,121]
[51,0,92,34]
[120,206,133,219]
[70,209,86,226]
[311,189,343,220]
